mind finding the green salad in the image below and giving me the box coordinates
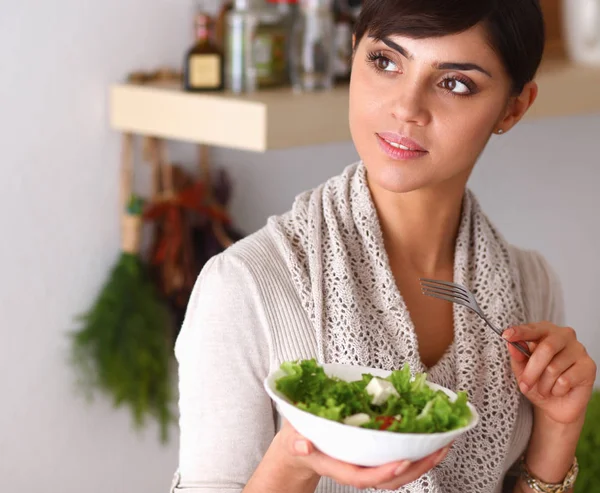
[275,359,472,433]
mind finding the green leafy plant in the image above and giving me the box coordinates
[575,389,600,491]
[70,198,174,443]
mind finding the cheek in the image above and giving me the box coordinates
[348,65,389,145]
[435,110,495,153]
[432,99,502,166]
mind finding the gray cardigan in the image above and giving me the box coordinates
[170,226,564,493]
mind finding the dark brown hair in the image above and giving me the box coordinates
[354,0,545,94]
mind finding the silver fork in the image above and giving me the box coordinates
[419,278,531,358]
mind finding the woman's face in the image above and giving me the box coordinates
[349,24,520,195]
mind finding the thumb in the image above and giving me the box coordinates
[281,420,315,457]
[503,325,540,382]
[291,438,314,457]
[502,324,547,343]
[506,341,529,380]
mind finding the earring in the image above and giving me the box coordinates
[497,129,504,134]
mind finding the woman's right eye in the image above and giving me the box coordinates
[367,52,399,73]
[375,56,397,72]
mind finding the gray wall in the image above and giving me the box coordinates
[1,1,598,493]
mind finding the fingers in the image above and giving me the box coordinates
[283,423,410,488]
[284,418,453,490]
[536,345,580,397]
[520,336,570,393]
[310,451,411,490]
[550,356,597,398]
[504,324,572,392]
[375,444,452,490]
[290,436,411,488]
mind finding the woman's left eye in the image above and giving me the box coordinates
[439,77,475,95]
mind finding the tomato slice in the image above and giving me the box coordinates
[375,416,396,430]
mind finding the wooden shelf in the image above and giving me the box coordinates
[110,82,350,152]
[109,60,600,152]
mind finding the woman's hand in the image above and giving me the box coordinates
[275,419,451,491]
[503,321,597,424]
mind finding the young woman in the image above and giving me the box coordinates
[170,1,597,492]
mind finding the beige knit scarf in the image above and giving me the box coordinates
[268,162,526,493]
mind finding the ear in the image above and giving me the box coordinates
[496,81,538,133]
[352,33,357,51]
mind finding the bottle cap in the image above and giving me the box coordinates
[300,0,331,9]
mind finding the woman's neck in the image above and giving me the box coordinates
[368,179,466,276]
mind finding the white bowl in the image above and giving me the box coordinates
[264,362,479,467]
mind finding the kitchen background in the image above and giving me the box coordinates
[1,0,599,492]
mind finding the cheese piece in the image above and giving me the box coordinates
[343,413,371,427]
[365,377,400,406]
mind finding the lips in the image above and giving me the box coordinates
[376,132,428,161]
[377,132,427,152]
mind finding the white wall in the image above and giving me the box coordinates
[1,2,193,492]
[2,2,599,493]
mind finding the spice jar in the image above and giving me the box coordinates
[289,0,335,91]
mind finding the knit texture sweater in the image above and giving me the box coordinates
[171,165,564,493]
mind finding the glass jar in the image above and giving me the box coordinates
[225,0,260,93]
[225,0,288,92]
[289,0,335,91]
[252,3,288,88]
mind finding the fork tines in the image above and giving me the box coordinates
[419,278,470,304]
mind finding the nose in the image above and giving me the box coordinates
[390,79,431,127]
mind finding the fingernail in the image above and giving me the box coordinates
[519,382,530,393]
[294,440,309,455]
[434,446,450,465]
[503,328,515,339]
[394,460,411,476]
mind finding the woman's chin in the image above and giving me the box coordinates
[364,161,433,195]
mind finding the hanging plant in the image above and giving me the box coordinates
[69,135,174,443]
[575,390,600,491]
[143,140,244,338]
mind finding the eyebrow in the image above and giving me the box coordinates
[381,37,413,60]
[378,37,493,78]
[437,62,492,77]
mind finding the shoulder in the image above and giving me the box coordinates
[508,245,565,325]
[184,225,316,367]
[188,225,295,326]
[174,227,287,372]
[210,225,289,286]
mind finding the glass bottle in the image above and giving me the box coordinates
[289,0,335,92]
[183,13,225,92]
[225,0,260,93]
